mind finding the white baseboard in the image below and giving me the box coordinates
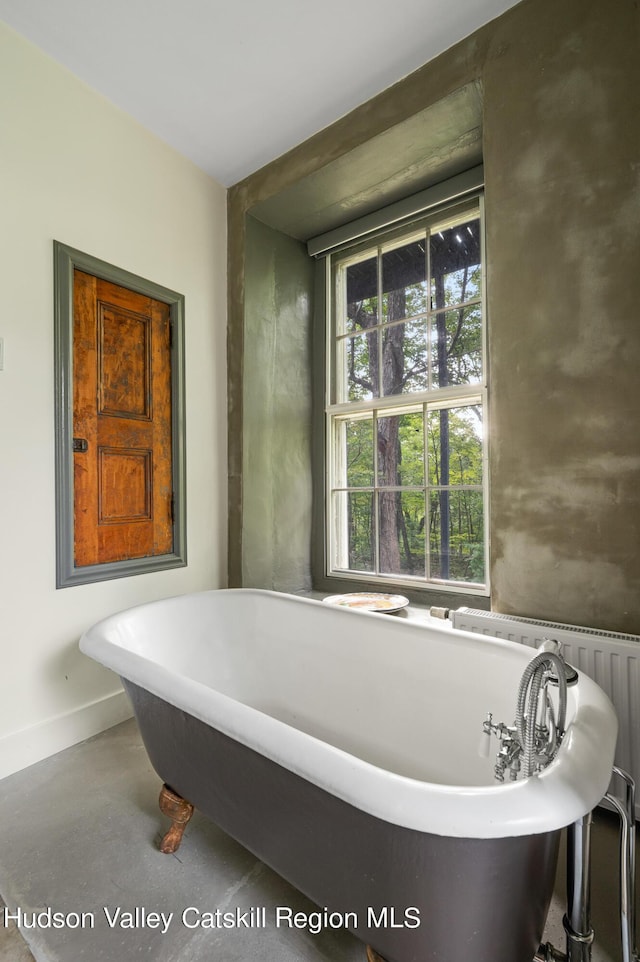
[0,690,133,781]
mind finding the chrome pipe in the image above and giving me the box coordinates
[606,766,638,962]
[564,813,594,962]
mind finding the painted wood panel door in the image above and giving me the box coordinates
[73,269,174,566]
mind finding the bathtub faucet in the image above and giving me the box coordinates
[483,641,571,782]
[482,714,522,781]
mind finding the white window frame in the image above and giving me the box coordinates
[321,193,489,596]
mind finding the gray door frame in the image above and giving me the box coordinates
[53,241,187,587]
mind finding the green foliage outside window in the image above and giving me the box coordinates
[329,206,486,589]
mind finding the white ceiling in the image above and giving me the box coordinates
[0,0,521,187]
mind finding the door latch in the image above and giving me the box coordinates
[72,437,89,453]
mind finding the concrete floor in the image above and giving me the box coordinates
[0,718,636,962]
[0,895,34,962]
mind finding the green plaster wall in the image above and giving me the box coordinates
[229,0,640,632]
[242,216,315,590]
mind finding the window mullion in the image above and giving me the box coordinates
[423,402,431,582]
[377,246,383,404]
[373,409,380,576]
[426,227,432,392]
[375,249,383,578]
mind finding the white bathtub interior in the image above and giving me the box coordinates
[80,589,618,840]
[85,590,571,779]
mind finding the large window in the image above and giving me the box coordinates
[324,196,487,593]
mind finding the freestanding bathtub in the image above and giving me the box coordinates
[79,589,617,962]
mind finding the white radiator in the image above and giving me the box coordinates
[450,607,640,816]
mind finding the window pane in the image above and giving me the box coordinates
[382,320,428,396]
[343,329,378,401]
[427,405,483,486]
[382,240,427,322]
[343,418,374,487]
[430,218,481,308]
[377,412,424,486]
[379,490,425,577]
[345,257,378,334]
[431,305,482,388]
[429,490,484,583]
[333,491,374,572]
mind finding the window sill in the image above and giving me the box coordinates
[293,587,488,626]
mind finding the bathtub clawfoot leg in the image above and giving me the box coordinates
[366,946,388,962]
[158,783,194,853]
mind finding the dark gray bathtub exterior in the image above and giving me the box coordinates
[124,680,560,962]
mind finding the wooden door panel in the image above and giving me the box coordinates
[73,269,173,567]
[73,270,100,566]
[98,448,152,522]
[98,302,151,420]
[150,297,174,555]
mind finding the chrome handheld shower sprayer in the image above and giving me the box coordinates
[483,639,572,782]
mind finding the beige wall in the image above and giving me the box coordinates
[0,23,227,777]
[229,0,640,632]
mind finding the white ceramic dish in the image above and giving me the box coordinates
[322,591,410,613]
